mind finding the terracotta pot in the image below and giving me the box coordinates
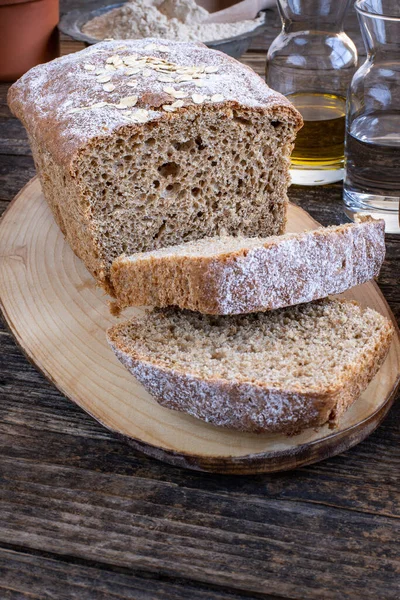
[0,0,59,82]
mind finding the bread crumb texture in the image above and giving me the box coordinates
[107,299,394,433]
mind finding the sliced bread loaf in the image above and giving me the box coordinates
[111,218,385,315]
[107,299,393,434]
[8,38,302,294]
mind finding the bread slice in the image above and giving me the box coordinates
[107,299,393,434]
[8,38,302,294]
[110,218,385,315]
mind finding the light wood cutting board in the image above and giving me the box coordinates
[0,177,399,474]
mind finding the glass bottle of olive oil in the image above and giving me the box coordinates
[287,92,346,184]
[266,0,357,186]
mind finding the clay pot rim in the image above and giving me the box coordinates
[0,0,51,6]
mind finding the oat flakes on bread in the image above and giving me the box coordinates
[7,38,302,294]
[107,298,394,434]
[111,217,385,315]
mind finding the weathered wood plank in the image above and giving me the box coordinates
[0,118,30,156]
[0,409,399,517]
[0,548,282,600]
[241,52,266,77]
[60,39,86,56]
[0,155,35,202]
[0,84,12,119]
[0,451,399,600]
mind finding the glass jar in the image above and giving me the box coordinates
[343,0,400,234]
[266,0,357,185]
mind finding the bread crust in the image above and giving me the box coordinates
[107,302,394,434]
[8,39,302,292]
[111,218,386,315]
[7,38,302,168]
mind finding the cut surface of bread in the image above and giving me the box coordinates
[111,218,385,315]
[8,38,302,293]
[107,299,394,434]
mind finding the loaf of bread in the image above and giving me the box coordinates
[8,38,302,294]
[107,299,393,434]
[110,218,385,315]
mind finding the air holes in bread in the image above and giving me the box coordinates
[158,162,180,178]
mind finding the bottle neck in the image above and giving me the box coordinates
[358,12,400,58]
[277,0,351,33]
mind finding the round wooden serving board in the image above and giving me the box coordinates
[1,177,399,474]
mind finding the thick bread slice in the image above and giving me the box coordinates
[111,218,385,315]
[107,299,394,434]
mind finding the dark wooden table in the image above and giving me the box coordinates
[1,3,399,599]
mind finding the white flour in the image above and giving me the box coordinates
[82,0,264,43]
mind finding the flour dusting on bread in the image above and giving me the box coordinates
[111,218,385,314]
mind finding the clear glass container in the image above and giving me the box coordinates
[266,0,357,185]
[343,0,400,234]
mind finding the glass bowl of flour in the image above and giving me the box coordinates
[59,0,269,58]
